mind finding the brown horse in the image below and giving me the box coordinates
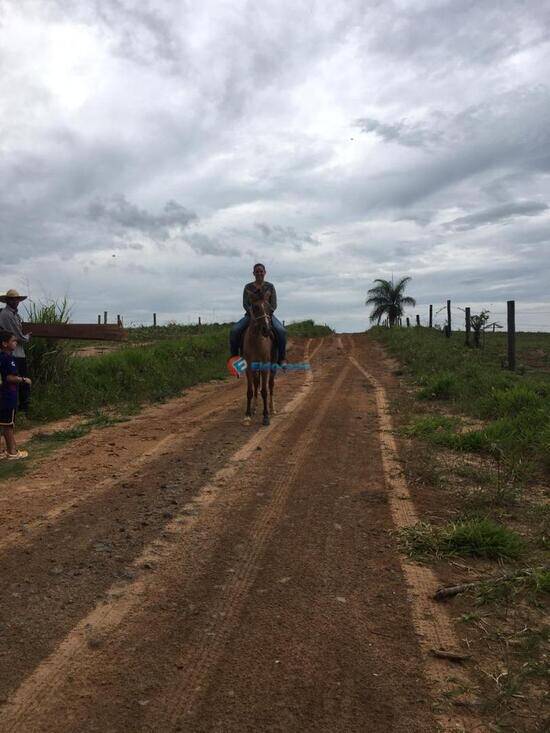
[242,292,276,425]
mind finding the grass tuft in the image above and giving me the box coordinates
[417,372,457,400]
[398,518,523,560]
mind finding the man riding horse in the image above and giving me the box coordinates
[229,263,287,366]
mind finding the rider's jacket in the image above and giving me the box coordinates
[242,281,277,313]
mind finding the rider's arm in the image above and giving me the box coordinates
[243,286,250,312]
[269,285,277,312]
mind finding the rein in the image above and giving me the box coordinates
[249,304,271,332]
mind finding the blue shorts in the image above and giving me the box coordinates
[0,407,15,427]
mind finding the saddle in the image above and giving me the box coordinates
[238,320,278,358]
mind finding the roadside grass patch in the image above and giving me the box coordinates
[398,518,523,561]
[405,414,458,442]
[29,330,229,422]
[371,327,550,473]
[27,320,331,424]
[470,569,550,607]
[417,372,457,400]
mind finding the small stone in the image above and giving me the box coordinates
[87,636,103,649]
[277,577,292,584]
[336,596,347,604]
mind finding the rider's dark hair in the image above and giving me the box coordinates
[253,263,266,271]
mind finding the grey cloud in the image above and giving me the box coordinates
[444,201,548,231]
[87,195,197,237]
[185,233,240,258]
[364,1,550,68]
[343,88,550,215]
[355,117,439,148]
[395,211,434,226]
[254,223,320,251]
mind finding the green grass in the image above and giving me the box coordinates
[124,318,332,342]
[29,328,229,422]
[398,518,524,560]
[25,320,330,423]
[285,319,333,338]
[372,327,550,472]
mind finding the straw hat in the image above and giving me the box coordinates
[0,288,27,303]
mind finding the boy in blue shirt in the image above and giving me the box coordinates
[0,330,31,460]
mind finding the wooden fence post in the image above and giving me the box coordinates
[416,314,420,327]
[153,313,157,327]
[103,311,108,325]
[198,316,202,331]
[446,300,451,338]
[507,300,516,371]
[429,304,433,328]
[406,317,410,328]
[465,307,471,346]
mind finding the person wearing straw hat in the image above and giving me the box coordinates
[0,289,31,415]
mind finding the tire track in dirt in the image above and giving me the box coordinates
[0,339,322,554]
[151,359,349,730]
[0,395,235,555]
[349,342,484,733]
[0,381,240,541]
[189,353,437,733]
[0,338,328,732]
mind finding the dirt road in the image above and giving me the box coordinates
[0,335,473,732]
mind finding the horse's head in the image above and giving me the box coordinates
[249,292,271,337]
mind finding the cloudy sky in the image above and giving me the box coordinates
[1,0,550,331]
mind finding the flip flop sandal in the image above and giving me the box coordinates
[6,450,28,461]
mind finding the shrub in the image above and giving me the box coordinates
[25,299,72,386]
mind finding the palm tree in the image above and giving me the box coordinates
[365,277,416,327]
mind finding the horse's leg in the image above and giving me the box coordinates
[269,367,276,414]
[261,368,269,425]
[244,368,253,424]
[252,369,260,415]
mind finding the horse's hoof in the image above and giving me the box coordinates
[243,416,252,425]
[262,416,270,426]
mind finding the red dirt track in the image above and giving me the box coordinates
[0,335,470,732]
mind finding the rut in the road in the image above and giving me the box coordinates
[155,362,350,728]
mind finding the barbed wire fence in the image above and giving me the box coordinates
[401,300,550,372]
